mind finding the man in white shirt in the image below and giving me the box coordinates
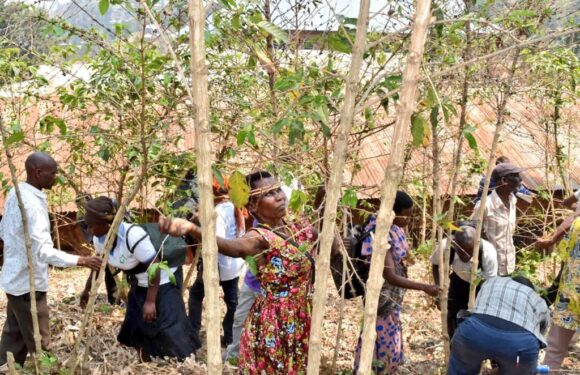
[431,224,498,338]
[0,152,101,366]
[471,163,523,275]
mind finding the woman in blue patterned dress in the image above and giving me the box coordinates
[354,191,440,374]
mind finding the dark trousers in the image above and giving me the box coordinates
[449,315,539,375]
[0,292,50,366]
[447,272,470,340]
[188,275,239,346]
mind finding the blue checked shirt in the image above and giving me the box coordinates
[473,276,550,347]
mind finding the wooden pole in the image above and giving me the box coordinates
[306,0,371,373]
[0,113,42,374]
[357,1,432,373]
[468,51,521,308]
[188,0,222,372]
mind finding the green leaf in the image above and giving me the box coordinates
[212,166,224,188]
[158,261,176,286]
[4,131,24,146]
[98,0,109,15]
[364,107,375,129]
[229,170,250,208]
[257,21,288,42]
[274,75,299,91]
[289,190,308,213]
[340,188,358,208]
[327,34,352,53]
[272,118,290,134]
[40,115,67,135]
[462,124,478,150]
[147,263,160,284]
[245,255,258,275]
[236,129,248,146]
[430,106,439,128]
[411,113,426,148]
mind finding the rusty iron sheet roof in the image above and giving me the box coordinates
[348,98,580,199]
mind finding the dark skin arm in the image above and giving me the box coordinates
[158,216,269,258]
[80,270,96,308]
[535,213,578,250]
[562,193,578,211]
[143,263,160,323]
[383,250,440,296]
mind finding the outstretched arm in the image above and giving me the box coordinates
[158,216,268,258]
[383,251,440,296]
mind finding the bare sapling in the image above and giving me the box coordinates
[306,0,371,373]
[0,113,42,374]
[188,0,222,372]
[468,51,521,308]
[357,1,432,373]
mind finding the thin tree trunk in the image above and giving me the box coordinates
[68,11,152,370]
[357,1,432,373]
[6,352,18,375]
[188,0,221,372]
[0,113,42,374]
[306,1,371,373]
[437,4,473,359]
[468,51,520,308]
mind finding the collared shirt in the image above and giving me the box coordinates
[471,190,517,275]
[215,201,244,281]
[92,222,175,288]
[0,183,79,296]
[430,238,498,283]
[473,276,550,347]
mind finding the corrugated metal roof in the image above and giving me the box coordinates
[348,98,580,198]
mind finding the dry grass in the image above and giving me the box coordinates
[0,258,577,374]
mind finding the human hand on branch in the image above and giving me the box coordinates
[421,284,441,297]
[77,256,102,272]
[158,215,199,238]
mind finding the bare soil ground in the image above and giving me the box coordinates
[0,259,577,374]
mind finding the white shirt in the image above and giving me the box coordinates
[216,202,244,281]
[430,238,498,283]
[471,190,517,275]
[0,183,79,296]
[93,222,176,287]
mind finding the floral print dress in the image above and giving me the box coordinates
[354,216,409,374]
[239,223,315,375]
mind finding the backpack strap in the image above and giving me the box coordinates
[125,224,150,254]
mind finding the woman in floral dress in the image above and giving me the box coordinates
[159,171,330,374]
[354,191,440,374]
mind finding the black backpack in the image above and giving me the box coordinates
[330,226,374,299]
[123,223,189,275]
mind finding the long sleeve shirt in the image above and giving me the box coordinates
[0,183,79,296]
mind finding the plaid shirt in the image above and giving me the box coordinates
[473,277,550,347]
[471,190,517,275]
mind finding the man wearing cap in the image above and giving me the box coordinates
[471,163,524,275]
[474,156,533,204]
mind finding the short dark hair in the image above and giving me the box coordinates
[245,171,273,190]
[393,191,413,214]
[511,275,535,291]
[496,156,510,165]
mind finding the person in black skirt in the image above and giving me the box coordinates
[80,197,197,361]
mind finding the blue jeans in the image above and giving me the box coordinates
[448,315,540,375]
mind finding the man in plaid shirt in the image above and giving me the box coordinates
[447,276,550,375]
